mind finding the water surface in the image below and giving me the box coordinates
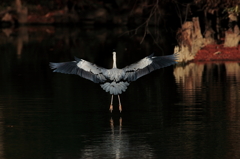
[0,26,240,159]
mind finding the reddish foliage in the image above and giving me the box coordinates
[193,44,240,61]
[28,15,54,24]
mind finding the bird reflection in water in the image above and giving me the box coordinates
[109,117,122,158]
[80,117,155,158]
[50,51,178,112]
[110,117,122,135]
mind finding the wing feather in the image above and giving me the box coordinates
[123,53,178,81]
[49,58,107,83]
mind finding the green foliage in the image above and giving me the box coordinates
[223,5,240,16]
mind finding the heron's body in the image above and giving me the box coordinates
[103,68,125,82]
[50,52,178,112]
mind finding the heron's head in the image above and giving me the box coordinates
[112,51,116,60]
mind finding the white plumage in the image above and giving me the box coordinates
[103,68,122,81]
[50,51,178,112]
[101,81,129,95]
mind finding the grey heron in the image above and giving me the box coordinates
[50,51,178,112]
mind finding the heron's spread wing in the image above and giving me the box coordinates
[49,57,107,83]
[123,53,178,81]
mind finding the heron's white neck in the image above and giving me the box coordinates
[112,52,117,68]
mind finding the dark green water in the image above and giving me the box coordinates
[0,26,240,159]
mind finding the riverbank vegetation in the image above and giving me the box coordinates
[0,0,239,62]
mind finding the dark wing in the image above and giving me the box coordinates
[49,57,107,83]
[123,53,178,81]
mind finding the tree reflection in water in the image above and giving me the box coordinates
[174,62,240,157]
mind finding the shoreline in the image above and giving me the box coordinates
[193,44,240,62]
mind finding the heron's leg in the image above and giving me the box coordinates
[109,95,113,113]
[118,95,122,112]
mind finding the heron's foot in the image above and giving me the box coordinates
[119,105,122,113]
[109,105,113,113]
